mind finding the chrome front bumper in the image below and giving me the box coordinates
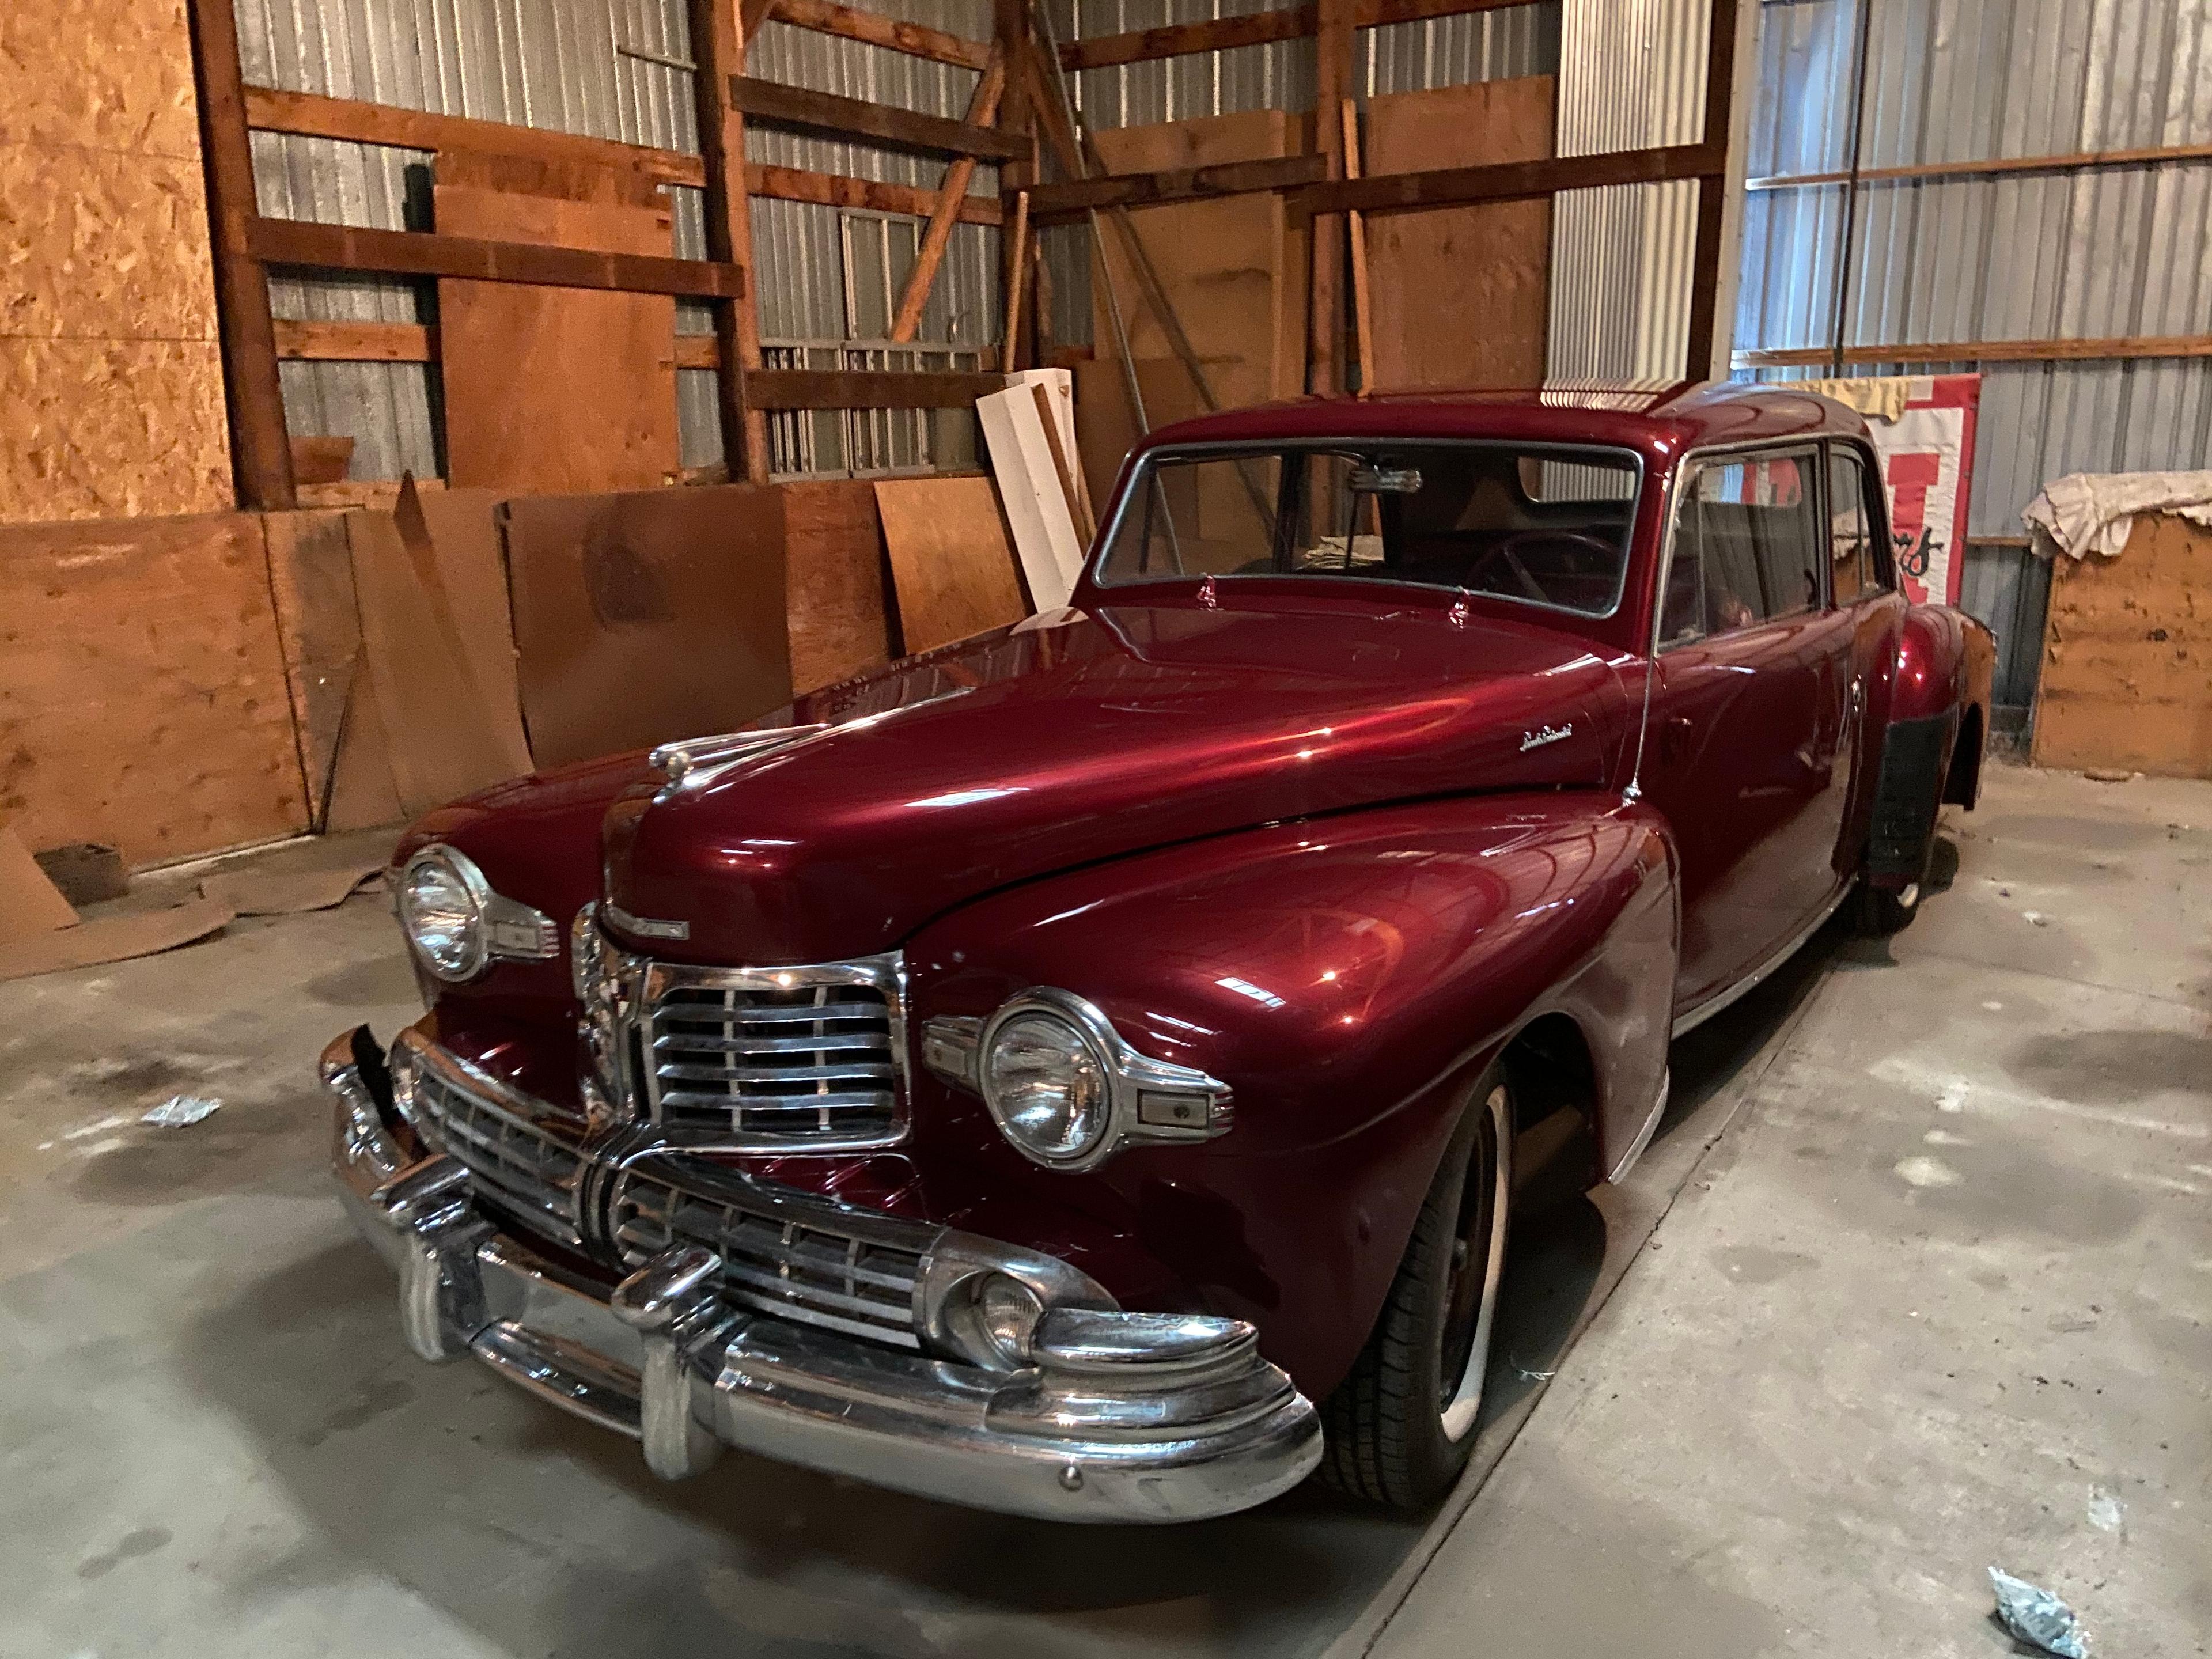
[320,1029,1321,1523]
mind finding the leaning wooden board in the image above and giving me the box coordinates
[1363,75,1555,392]
[0,513,309,863]
[874,478,1027,656]
[782,480,896,692]
[2032,513,2212,778]
[435,152,681,496]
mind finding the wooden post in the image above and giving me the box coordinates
[1684,0,1742,380]
[1308,0,1355,397]
[1340,97,1374,395]
[186,0,296,510]
[692,0,772,482]
[994,0,1036,370]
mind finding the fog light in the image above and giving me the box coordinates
[944,1272,1044,1368]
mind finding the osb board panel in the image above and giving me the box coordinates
[1365,76,1554,392]
[436,153,680,497]
[0,513,310,863]
[1092,110,1306,407]
[0,141,218,343]
[875,478,1025,656]
[782,479,893,692]
[503,485,792,768]
[1,334,230,527]
[0,1,203,158]
[2032,514,2212,779]
[263,509,361,826]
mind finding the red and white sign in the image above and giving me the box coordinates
[1861,374,1980,607]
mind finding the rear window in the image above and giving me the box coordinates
[1094,442,1643,618]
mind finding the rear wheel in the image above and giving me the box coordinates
[1321,1077,1512,1510]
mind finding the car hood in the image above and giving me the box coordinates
[601,594,1634,965]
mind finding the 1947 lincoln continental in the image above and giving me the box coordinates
[320,382,1993,1522]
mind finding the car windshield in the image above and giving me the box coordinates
[1093,441,1643,618]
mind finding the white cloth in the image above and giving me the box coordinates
[2021,470,2212,559]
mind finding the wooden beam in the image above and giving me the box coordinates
[747,369,1006,408]
[270,317,728,369]
[1027,153,1328,221]
[247,217,747,297]
[1746,138,2212,192]
[243,85,707,185]
[741,0,778,41]
[1001,188,1030,372]
[994,0,1036,372]
[1290,139,1725,218]
[272,319,436,361]
[1309,0,1355,398]
[766,0,994,70]
[188,0,296,510]
[1056,0,1527,71]
[1734,335,2212,368]
[747,161,1002,222]
[693,0,771,482]
[1682,0,1739,378]
[728,76,1029,160]
[1342,98,1374,397]
[889,50,1006,342]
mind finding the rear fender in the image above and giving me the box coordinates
[1866,604,1997,880]
[905,791,1677,1395]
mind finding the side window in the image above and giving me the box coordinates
[1660,450,1824,647]
[1828,446,1878,603]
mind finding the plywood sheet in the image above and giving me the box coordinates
[1365,76,1554,391]
[1071,354,1244,536]
[435,152,680,497]
[263,509,360,826]
[400,482,534,772]
[503,484,792,767]
[1091,110,1305,410]
[0,820,78,944]
[2032,514,2212,778]
[875,478,1026,655]
[346,509,527,815]
[0,513,309,864]
[782,480,893,692]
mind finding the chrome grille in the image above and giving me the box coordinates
[403,1060,587,1249]
[639,952,909,1150]
[610,1165,928,1350]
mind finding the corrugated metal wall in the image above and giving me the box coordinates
[1732,0,2212,718]
[1547,0,1708,382]
[240,0,1001,480]
[1037,0,1559,353]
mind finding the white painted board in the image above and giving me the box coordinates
[978,382,1086,612]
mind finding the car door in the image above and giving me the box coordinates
[1824,440,1908,878]
[1639,446,1857,1012]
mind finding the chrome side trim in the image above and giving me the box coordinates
[603,902,688,942]
[1603,1066,1670,1185]
[1668,880,1852,1040]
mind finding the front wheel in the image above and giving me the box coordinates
[1320,1077,1512,1510]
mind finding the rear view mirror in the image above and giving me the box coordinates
[1349,466,1422,494]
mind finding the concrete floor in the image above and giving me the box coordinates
[1,765,2205,1657]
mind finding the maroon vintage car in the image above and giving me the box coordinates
[320,382,1993,1522]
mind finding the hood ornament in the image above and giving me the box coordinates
[649,725,829,798]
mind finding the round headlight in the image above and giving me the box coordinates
[981,1005,1112,1164]
[397,846,490,982]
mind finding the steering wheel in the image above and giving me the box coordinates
[1468,531,1618,605]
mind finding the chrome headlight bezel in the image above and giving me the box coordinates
[394,844,560,984]
[396,845,493,982]
[978,994,1117,1167]
[930,987,1234,1173]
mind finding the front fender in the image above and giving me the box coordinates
[905,791,1677,1396]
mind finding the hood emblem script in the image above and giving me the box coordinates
[1520,723,1573,752]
